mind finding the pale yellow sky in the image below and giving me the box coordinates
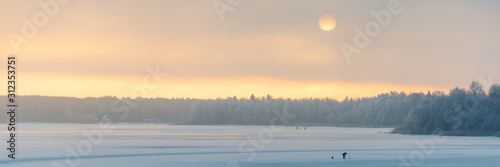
[18,72,444,100]
[1,0,499,99]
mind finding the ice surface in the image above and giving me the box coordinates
[1,123,499,167]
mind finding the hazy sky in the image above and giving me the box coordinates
[1,0,499,99]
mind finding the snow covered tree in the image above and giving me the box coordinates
[469,81,485,97]
[489,84,500,98]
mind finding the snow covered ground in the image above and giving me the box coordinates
[1,123,499,167]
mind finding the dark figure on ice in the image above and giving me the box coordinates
[331,156,334,159]
[342,152,347,159]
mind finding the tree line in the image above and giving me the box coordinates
[2,81,499,136]
[394,82,500,136]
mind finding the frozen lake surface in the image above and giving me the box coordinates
[1,123,499,167]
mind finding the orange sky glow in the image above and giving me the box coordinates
[13,72,447,100]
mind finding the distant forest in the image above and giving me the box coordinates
[2,81,499,137]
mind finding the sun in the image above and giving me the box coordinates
[319,14,337,32]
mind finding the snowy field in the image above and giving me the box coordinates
[1,123,500,167]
